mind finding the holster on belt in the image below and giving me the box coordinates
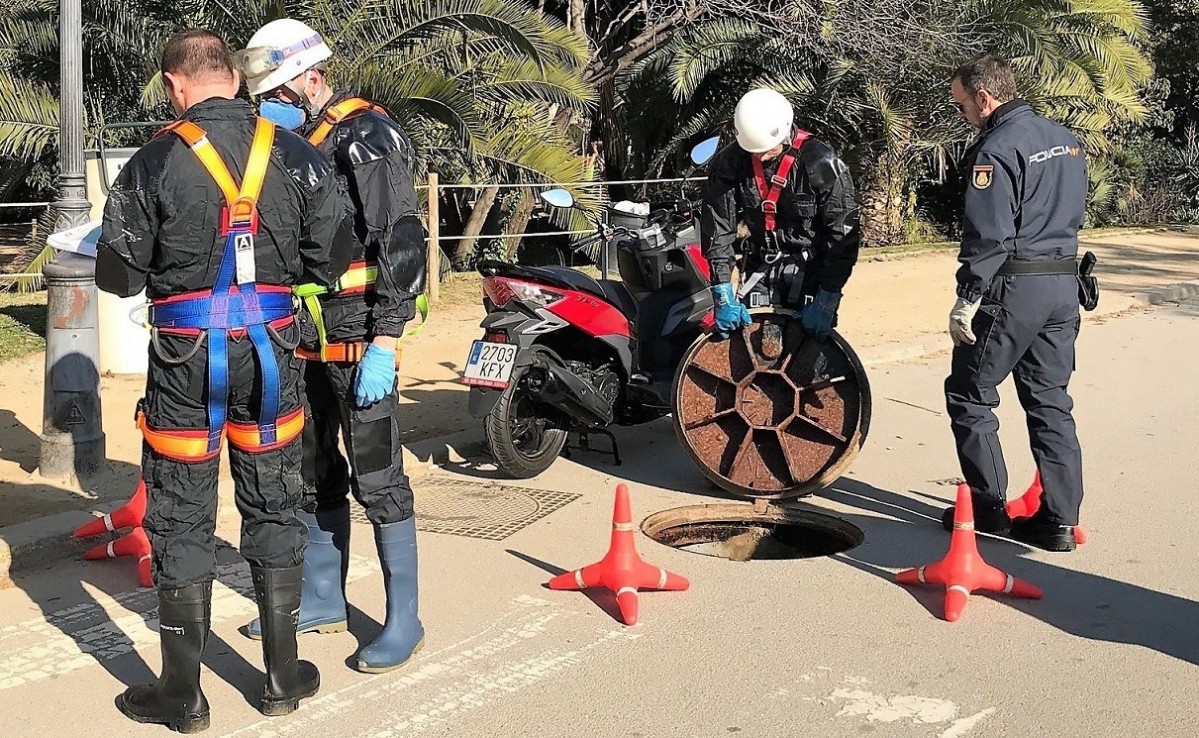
[996,254,1099,312]
[1077,251,1099,311]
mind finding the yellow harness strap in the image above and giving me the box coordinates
[164,118,274,228]
[308,97,388,147]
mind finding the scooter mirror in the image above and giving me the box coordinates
[539,188,575,209]
[689,136,720,167]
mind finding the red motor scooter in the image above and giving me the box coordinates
[461,137,721,478]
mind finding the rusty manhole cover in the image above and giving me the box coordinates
[672,310,871,499]
[350,477,580,540]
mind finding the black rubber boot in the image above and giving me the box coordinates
[1010,509,1077,552]
[117,582,212,734]
[941,500,1011,534]
[251,566,321,716]
[243,506,351,640]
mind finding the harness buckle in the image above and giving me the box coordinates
[770,174,787,187]
[220,197,260,235]
[761,201,778,215]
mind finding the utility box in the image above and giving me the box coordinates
[83,146,149,375]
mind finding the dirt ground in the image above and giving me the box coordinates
[0,228,1192,528]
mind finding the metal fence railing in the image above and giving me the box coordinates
[0,172,689,292]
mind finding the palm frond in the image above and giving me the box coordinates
[0,76,58,161]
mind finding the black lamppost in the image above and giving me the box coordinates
[39,0,106,482]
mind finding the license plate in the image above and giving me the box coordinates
[461,340,518,388]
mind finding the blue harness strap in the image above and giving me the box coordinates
[148,118,293,455]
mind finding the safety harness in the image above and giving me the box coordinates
[293,97,429,364]
[752,128,811,234]
[739,129,812,307]
[140,117,303,462]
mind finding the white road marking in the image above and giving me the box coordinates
[0,555,378,692]
[940,708,998,738]
[220,595,637,738]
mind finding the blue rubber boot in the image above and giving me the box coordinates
[355,518,425,673]
[243,505,350,640]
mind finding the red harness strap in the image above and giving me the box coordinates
[752,129,812,232]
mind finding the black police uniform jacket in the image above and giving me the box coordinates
[956,99,1087,302]
[302,90,427,344]
[96,97,354,299]
[700,131,861,294]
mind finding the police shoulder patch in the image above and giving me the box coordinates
[972,165,994,190]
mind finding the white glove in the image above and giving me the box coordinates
[949,297,982,346]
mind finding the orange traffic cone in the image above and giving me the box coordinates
[84,525,153,588]
[73,478,148,538]
[84,525,151,562]
[547,483,688,625]
[1006,471,1088,545]
[137,552,153,589]
[898,484,1042,621]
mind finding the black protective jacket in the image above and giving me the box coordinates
[96,97,353,299]
[700,131,861,293]
[301,90,427,344]
[955,99,1088,302]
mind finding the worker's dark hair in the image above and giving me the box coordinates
[952,54,1017,102]
[160,29,235,81]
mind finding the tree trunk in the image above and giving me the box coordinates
[453,185,500,266]
[859,148,910,248]
[569,0,586,34]
[503,191,538,261]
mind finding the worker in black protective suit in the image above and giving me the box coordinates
[701,87,861,341]
[942,55,1092,552]
[96,29,353,731]
[236,18,429,674]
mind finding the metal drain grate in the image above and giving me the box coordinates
[349,477,581,541]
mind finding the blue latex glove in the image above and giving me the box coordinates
[354,344,397,407]
[801,288,842,339]
[712,282,752,338]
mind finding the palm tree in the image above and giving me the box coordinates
[976,0,1154,152]
[0,0,599,281]
[609,0,1154,247]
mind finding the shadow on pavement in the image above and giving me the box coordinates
[6,538,266,714]
[814,477,1199,667]
[505,548,625,623]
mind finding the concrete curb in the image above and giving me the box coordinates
[1135,281,1199,306]
[0,510,99,589]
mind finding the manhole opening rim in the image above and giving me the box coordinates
[640,502,864,548]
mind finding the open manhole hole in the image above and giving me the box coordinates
[642,503,862,562]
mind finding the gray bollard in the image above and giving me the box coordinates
[39,251,107,481]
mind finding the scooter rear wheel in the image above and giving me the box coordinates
[486,382,567,478]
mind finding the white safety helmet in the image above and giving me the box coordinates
[237,18,332,97]
[733,88,794,153]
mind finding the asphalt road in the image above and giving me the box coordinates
[0,298,1195,738]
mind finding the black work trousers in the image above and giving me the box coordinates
[300,360,413,525]
[141,323,307,589]
[944,274,1084,525]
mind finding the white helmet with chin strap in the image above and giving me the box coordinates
[733,88,794,153]
[237,18,332,101]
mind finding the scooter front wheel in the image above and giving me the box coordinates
[485,382,567,478]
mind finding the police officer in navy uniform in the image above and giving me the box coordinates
[701,88,861,340]
[97,29,353,730]
[942,55,1088,552]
